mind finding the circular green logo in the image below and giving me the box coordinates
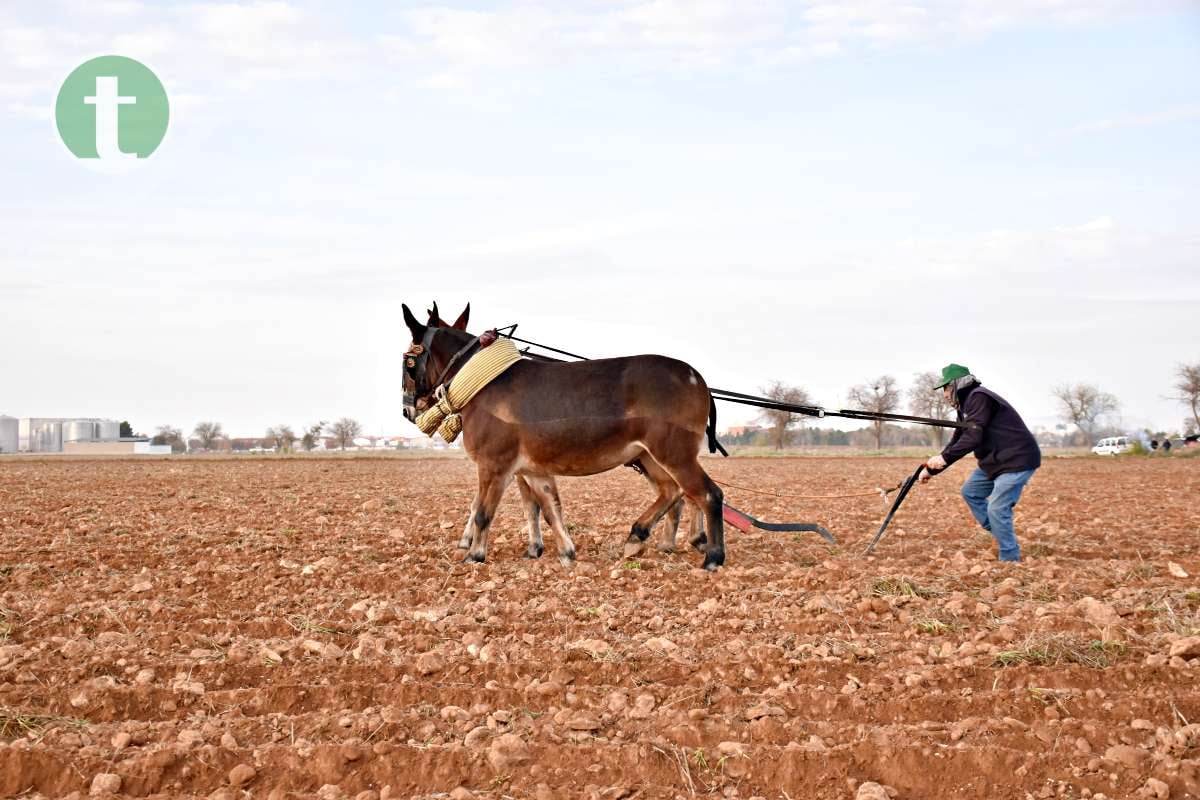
[55,55,169,160]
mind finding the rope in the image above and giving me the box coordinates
[711,477,897,502]
[414,338,522,443]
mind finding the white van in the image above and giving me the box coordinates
[1092,436,1132,455]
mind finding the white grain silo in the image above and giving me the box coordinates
[64,420,96,443]
[34,421,63,452]
[97,420,120,441]
[0,415,17,453]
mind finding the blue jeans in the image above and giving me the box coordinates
[960,467,1036,562]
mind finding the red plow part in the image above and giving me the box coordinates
[721,503,835,544]
[722,504,754,532]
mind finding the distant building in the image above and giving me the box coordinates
[0,415,17,453]
[723,425,763,438]
[5,417,123,453]
[63,440,172,455]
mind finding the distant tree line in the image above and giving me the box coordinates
[743,359,1199,450]
[145,417,366,453]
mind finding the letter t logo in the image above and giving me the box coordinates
[84,76,136,159]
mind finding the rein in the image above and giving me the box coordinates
[498,332,969,430]
[710,477,900,503]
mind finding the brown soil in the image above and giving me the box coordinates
[1,456,1198,800]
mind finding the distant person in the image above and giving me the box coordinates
[1162,438,1172,454]
[919,364,1041,562]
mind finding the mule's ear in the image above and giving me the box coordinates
[428,301,441,326]
[452,303,470,331]
[402,304,426,339]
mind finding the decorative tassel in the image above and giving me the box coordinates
[437,413,463,443]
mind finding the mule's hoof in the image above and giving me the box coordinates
[463,553,486,564]
[623,540,645,559]
[558,553,576,569]
[656,543,676,554]
[523,544,544,559]
[702,550,725,571]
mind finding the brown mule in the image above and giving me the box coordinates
[423,304,569,561]
[402,303,726,570]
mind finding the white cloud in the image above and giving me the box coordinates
[417,72,466,91]
[180,1,358,79]
[6,102,50,121]
[1066,105,1200,136]
[377,0,1192,76]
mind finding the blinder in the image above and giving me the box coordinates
[403,327,437,421]
[403,326,492,421]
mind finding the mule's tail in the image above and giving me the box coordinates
[708,395,729,457]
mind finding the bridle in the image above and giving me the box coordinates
[403,327,492,420]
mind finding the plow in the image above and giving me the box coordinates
[449,320,968,556]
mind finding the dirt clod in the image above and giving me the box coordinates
[488,732,533,771]
[855,782,890,800]
[89,774,121,796]
[229,764,256,787]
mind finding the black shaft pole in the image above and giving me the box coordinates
[498,332,967,430]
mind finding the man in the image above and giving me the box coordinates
[919,364,1041,562]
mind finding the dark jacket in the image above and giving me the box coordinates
[939,385,1041,479]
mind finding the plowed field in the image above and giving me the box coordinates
[1,456,1198,800]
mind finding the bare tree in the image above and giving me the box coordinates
[908,371,954,447]
[1052,383,1119,445]
[756,381,815,450]
[1173,362,1200,432]
[192,421,224,451]
[327,417,363,450]
[848,375,901,450]
[301,421,327,452]
[265,424,295,453]
[151,425,185,454]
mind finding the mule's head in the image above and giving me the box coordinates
[401,302,474,422]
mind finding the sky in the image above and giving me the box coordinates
[2,0,1199,439]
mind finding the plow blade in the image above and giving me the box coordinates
[722,503,836,544]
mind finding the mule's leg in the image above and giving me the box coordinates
[657,496,685,553]
[516,476,544,559]
[626,458,683,559]
[543,477,564,528]
[457,493,479,551]
[632,460,685,553]
[689,501,708,553]
[465,466,515,565]
[525,477,576,568]
[651,453,724,570]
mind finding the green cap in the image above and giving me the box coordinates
[934,363,971,389]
